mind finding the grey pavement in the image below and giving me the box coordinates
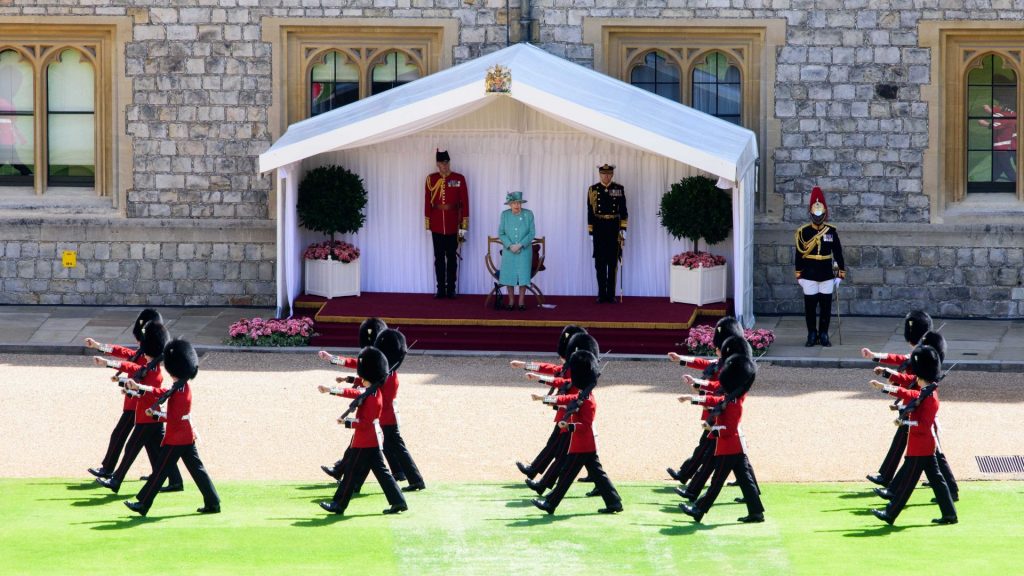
[1,304,1023,371]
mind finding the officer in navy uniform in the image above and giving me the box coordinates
[794,186,845,347]
[587,164,628,303]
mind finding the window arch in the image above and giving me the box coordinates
[965,53,1018,194]
[46,48,95,186]
[692,51,742,125]
[370,50,421,96]
[310,50,359,117]
[629,50,680,101]
[0,48,35,184]
[302,46,427,119]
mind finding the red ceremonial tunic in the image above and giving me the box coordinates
[340,387,383,448]
[119,360,167,424]
[424,171,469,235]
[887,386,940,456]
[534,364,571,424]
[337,357,398,426]
[163,382,196,446]
[110,345,141,411]
[554,392,597,453]
[697,394,745,456]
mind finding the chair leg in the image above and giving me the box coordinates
[528,284,545,306]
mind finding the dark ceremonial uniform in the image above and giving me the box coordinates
[540,392,621,512]
[97,345,140,473]
[329,387,407,513]
[134,381,220,515]
[795,222,845,345]
[102,361,183,492]
[424,170,469,298]
[587,180,627,303]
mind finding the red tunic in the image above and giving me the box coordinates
[555,392,597,453]
[162,383,196,446]
[337,357,398,426]
[424,171,469,235]
[888,386,940,456]
[340,387,383,448]
[119,360,167,424]
[698,394,745,456]
[535,364,570,424]
[110,345,141,411]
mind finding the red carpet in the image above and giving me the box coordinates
[296,292,730,354]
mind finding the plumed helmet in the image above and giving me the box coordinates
[356,346,390,386]
[713,317,744,350]
[809,186,828,225]
[903,310,933,345]
[162,339,199,381]
[910,345,942,383]
[133,309,163,342]
[557,325,587,359]
[720,334,753,359]
[140,321,170,359]
[374,329,407,373]
[920,331,947,362]
[436,149,451,163]
[567,349,600,390]
[718,354,757,396]
[565,333,599,360]
[359,317,388,349]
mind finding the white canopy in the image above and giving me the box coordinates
[260,43,758,327]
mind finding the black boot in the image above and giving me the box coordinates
[805,330,818,347]
[818,332,831,347]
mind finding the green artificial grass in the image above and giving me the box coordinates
[1,479,1017,575]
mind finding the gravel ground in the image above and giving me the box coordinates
[3,352,1023,483]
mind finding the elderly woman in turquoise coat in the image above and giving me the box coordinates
[498,191,536,310]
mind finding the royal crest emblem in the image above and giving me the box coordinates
[485,64,511,93]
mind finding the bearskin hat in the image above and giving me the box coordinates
[356,346,390,386]
[920,331,947,362]
[910,345,942,383]
[557,325,587,359]
[163,339,199,381]
[565,333,599,360]
[374,329,408,373]
[718,354,757,396]
[720,334,753,359]
[713,316,744,350]
[568,349,600,390]
[140,321,169,359]
[359,317,388,349]
[809,186,828,224]
[903,310,933,346]
[133,309,162,342]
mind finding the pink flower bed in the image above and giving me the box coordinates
[685,324,775,357]
[225,316,316,347]
[672,251,726,269]
[303,240,360,263]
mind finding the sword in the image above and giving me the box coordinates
[832,261,842,345]
[617,231,624,303]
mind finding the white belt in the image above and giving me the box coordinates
[181,414,191,421]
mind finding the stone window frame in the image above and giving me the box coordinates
[307,47,425,118]
[0,19,130,203]
[584,19,785,215]
[920,23,1024,217]
[625,48,744,124]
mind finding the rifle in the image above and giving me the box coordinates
[895,362,957,424]
[335,338,415,427]
[556,360,609,429]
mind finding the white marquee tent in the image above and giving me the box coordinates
[259,43,758,327]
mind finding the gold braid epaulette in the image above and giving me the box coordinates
[795,224,831,257]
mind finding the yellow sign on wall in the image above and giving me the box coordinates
[62,250,77,268]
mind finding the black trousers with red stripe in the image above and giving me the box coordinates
[135,443,219,514]
[331,447,406,514]
[677,431,714,484]
[351,425,424,492]
[535,432,571,491]
[876,425,909,484]
[889,448,959,499]
[110,422,182,488]
[543,451,620,511]
[529,425,562,475]
[693,453,764,517]
[884,454,957,522]
[99,410,135,471]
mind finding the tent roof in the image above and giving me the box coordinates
[258,43,758,181]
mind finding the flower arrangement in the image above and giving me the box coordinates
[672,251,726,269]
[225,317,316,347]
[685,324,775,357]
[303,240,360,263]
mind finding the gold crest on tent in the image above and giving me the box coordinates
[485,64,511,93]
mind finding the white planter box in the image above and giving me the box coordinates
[305,258,360,298]
[670,263,727,306]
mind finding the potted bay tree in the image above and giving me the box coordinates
[298,165,367,298]
[658,175,732,305]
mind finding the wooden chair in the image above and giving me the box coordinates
[484,236,546,308]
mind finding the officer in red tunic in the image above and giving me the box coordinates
[424,149,469,298]
[84,308,162,479]
[794,186,845,347]
[124,339,220,516]
[869,345,958,525]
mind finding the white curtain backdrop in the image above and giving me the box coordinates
[294,98,734,299]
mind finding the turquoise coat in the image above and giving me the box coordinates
[498,208,535,286]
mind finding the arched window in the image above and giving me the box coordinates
[966,54,1018,193]
[47,48,95,186]
[629,51,680,101]
[370,51,420,96]
[692,51,741,125]
[0,49,34,184]
[310,51,359,117]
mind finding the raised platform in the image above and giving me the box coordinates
[295,292,731,354]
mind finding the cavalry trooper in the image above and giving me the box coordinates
[794,186,845,347]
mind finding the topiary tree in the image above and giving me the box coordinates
[658,175,732,253]
[296,165,368,248]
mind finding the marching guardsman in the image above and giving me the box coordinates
[125,339,221,516]
[424,149,469,299]
[530,349,623,515]
[587,163,627,303]
[794,186,845,347]
[95,321,184,494]
[319,346,408,515]
[678,354,765,524]
[869,345,958,525]
[84,308,162,480]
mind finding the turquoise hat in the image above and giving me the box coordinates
[505,191,526,205]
